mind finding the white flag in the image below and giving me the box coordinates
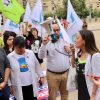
[57,19,72,44]
[4,19,20,35]
[28,0,45,37]
[23,1,31,22]
[67,0,83,43]
[29,0,44,24]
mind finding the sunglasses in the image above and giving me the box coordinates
[53,29,60,32]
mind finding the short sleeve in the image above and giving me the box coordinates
[1,48,10,69]
[4,56,10,69]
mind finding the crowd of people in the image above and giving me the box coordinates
[0,18,100,100]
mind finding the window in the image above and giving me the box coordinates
[97,3,100,7]
[52,7,55,10]
[43,3,46,6]
[43,6,48,11]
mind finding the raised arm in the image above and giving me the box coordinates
[38,35,50,59]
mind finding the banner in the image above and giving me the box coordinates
[67,0,83,43]
[38,83,48,100]
[0,0,25,24]
[4,19,20,35]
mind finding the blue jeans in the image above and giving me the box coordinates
[0,85,10,100]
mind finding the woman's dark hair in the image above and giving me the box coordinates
[31,28,38,35]
[78,30,99,56]
[3,31,16,54]
[13,36,25,48]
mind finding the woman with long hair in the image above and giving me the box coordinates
[25,28,43,64]
[71,30,100,100]
[30,28,43,64]
[3,31,16,55]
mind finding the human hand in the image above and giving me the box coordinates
[0,81,6,90]
[39,77,45,86]
[90,75,100,87]
[70,44,75,54]
[10,85,14,95]
[64,45,71,53]
[42,36,50,45]
[90,94,96,100]
[40,77,45,84]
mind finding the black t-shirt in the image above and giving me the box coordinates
[24,33,43,63]
[76,57,86,75]
[24,31,32,49]
[25,32,42,50]
[3,46,14,55]
[31,37,43,64]
[0,48,10,81]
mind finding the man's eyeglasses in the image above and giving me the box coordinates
[53,29,60,32]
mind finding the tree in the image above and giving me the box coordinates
[63,0,89,18]
[98,11,100,17]
[44,8,66,20]
[44,0,89,19]
[74,0,89,18]
[55,7,66,19]
[93,9,99,17]
[44,12,53,20]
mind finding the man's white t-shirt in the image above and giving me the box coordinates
[15,54,32,86]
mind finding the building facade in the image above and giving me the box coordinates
[19,0,64,14]
[86,0,100,10]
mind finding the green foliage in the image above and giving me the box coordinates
[92,8,100,18]
[44,12,53,20]
[63,0,89,18]
[98,11,100,17]
[44,0,89,19]
[55,7,66,19]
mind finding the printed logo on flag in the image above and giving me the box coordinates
[40,11,43,23]
[9,21,18,28]
[70,13,75,23]
[31,19,39,24]
[2,0,12,7]
[70,13,76,26]
[72,33,76,42]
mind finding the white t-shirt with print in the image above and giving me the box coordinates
[31,40,40,53]
[15,54,32,86]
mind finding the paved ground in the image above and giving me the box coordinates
[88,21,100,49]
[42,21,100,100]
